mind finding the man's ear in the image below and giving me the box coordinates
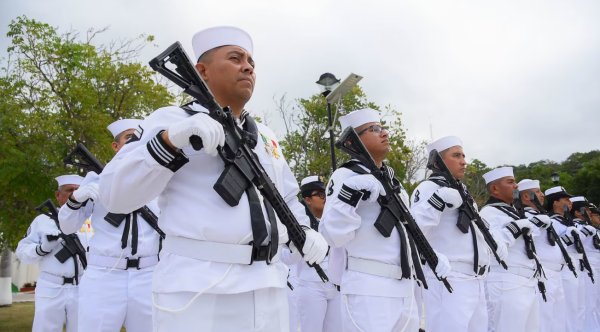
[304,196,311,206]
[55,191,61,200]
[195,62,209,81]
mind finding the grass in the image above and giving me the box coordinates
[0,302,126,332]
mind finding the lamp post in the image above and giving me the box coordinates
[316,72,363,171]
[551,172,560,185]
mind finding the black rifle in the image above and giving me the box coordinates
[35,199,87,283]
[563,205,594,283]
[335,126,452,292]
[529,192,578,278]
[513,190,547,302]
[580,207,600,250]
[149,42,328,282]
[427,149,507,270]
[63,144,165,240]
[300,199,320,231]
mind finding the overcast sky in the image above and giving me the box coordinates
[2,0,599,169]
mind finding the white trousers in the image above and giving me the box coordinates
[33,284,79,332]
[486,279,540,332]
[341,294,419,332]
[539,270,566,332]
[424,274,487,332]
[288,277,299,332]
[152,287,289,332]
[78,265,154,332]
[585,264,600,332]
[296,280,342,332]
[562,267,586,332]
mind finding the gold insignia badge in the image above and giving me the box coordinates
[78,219,95,234]
[260,132,281,159]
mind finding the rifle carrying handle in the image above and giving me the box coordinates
[190,135,204,151]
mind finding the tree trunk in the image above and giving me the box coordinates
[0,242,13,306]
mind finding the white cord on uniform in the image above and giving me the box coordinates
[35,285,65,299]
[83,248,126,279]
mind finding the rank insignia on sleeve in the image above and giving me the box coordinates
[327,180,335,196]
[414,190,420,203]
[260,132,281,159]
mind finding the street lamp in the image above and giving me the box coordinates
[316,72,363,170]
[551,172,560,185]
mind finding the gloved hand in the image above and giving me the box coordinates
[495,241,509,261]
[435,187,463,210]
[289,228,328,265]
[531,215,552,229]
[433,250,451,278]
[514,218,534,236]
[40,229,61,253]
[566,226,582,237]
[343,174,386,203]
[72,182,99,203]
[167,112,225,156]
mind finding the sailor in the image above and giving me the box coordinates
[410,136,494,332]
[295,176,342,332]
[58,119,162,332]
[98,26,328,331]
[480,167,544,332]
[319,108,450,331]
[16,175,85,332]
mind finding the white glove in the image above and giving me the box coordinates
[72,182,99,203]
[581,225,597,237]
[513,218,534,236]
[531,215,552,229]
[495,241,509,261]
[289,228,328,265]
[435,187,463,210]
[167,112,225,156]
[40,229,61,253]
[343,174,386,203]
[433,250,451,278]
[563,226,582,243]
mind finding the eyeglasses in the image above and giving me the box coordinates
[309,191,326,199]
[357,124,388,136]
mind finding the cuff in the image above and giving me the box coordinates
[581,227,593,237]
[66,196,83,210]
[428,193,445,212]
[147,130,189,172]
[505,222,523,239]
[338,184,364,207]
[561,234,574,246]
[36,245,51,256]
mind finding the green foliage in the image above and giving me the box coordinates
[0,16,173,249]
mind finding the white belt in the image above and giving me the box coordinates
[88,254,159,270]
[540,261,564,272]
[450,261,487,276]
[39,272,80,285]
[162,236,281,265]
[490,265,536,278]
[347,256,403,279]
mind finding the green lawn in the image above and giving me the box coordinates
[0,302,126,331]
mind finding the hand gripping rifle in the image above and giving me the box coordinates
[427,149,507,270]
[564,205,595,283]
[63,143,166,241]
[35,199,87,283]
[148,42,328,282]
[528,192,578,278]
[580,207,600,250]
[513,189,547,301]
[335,127,452,293]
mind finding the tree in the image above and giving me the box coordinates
[0,16,174,249]
[463,159,492,207]
[570,157,600,204]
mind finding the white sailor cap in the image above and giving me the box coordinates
[192,26,253,62]
[482,167,514,184]
[301,176,326,196]
[339,108,381,130]
[571,196,592,208]
[107,119,142,139]
[517,179,540,192]
[426,136,463,154]
[544,186,573,199]
[55,175,84,188]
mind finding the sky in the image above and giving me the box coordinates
[2,0,599,169]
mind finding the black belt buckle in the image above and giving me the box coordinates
[250,242,271,264]
[334,284,341,292]
[478,265,487,276]
[62,277,74,285]
[126,257,140,270]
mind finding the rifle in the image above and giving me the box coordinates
[529,192,577,278]
[427,149,507,270]
[564,205,594,283]
[63,144,165,240]
[35,199,87,283]
[580,207,600,250]
[513,190,547,302]
[148,42,328,282]
[335,126,453,293]
[299,199,320,231]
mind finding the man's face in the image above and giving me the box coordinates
[591,213,600,226]
[112,129,135,153]
[356,122,389,161]
[196,45,256,106]
[533,188,545,205]
[491,176,517,203]
[305,190,326,218]
[554,197,572,214]
[442,146,467,179]
[55,184,79,207]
